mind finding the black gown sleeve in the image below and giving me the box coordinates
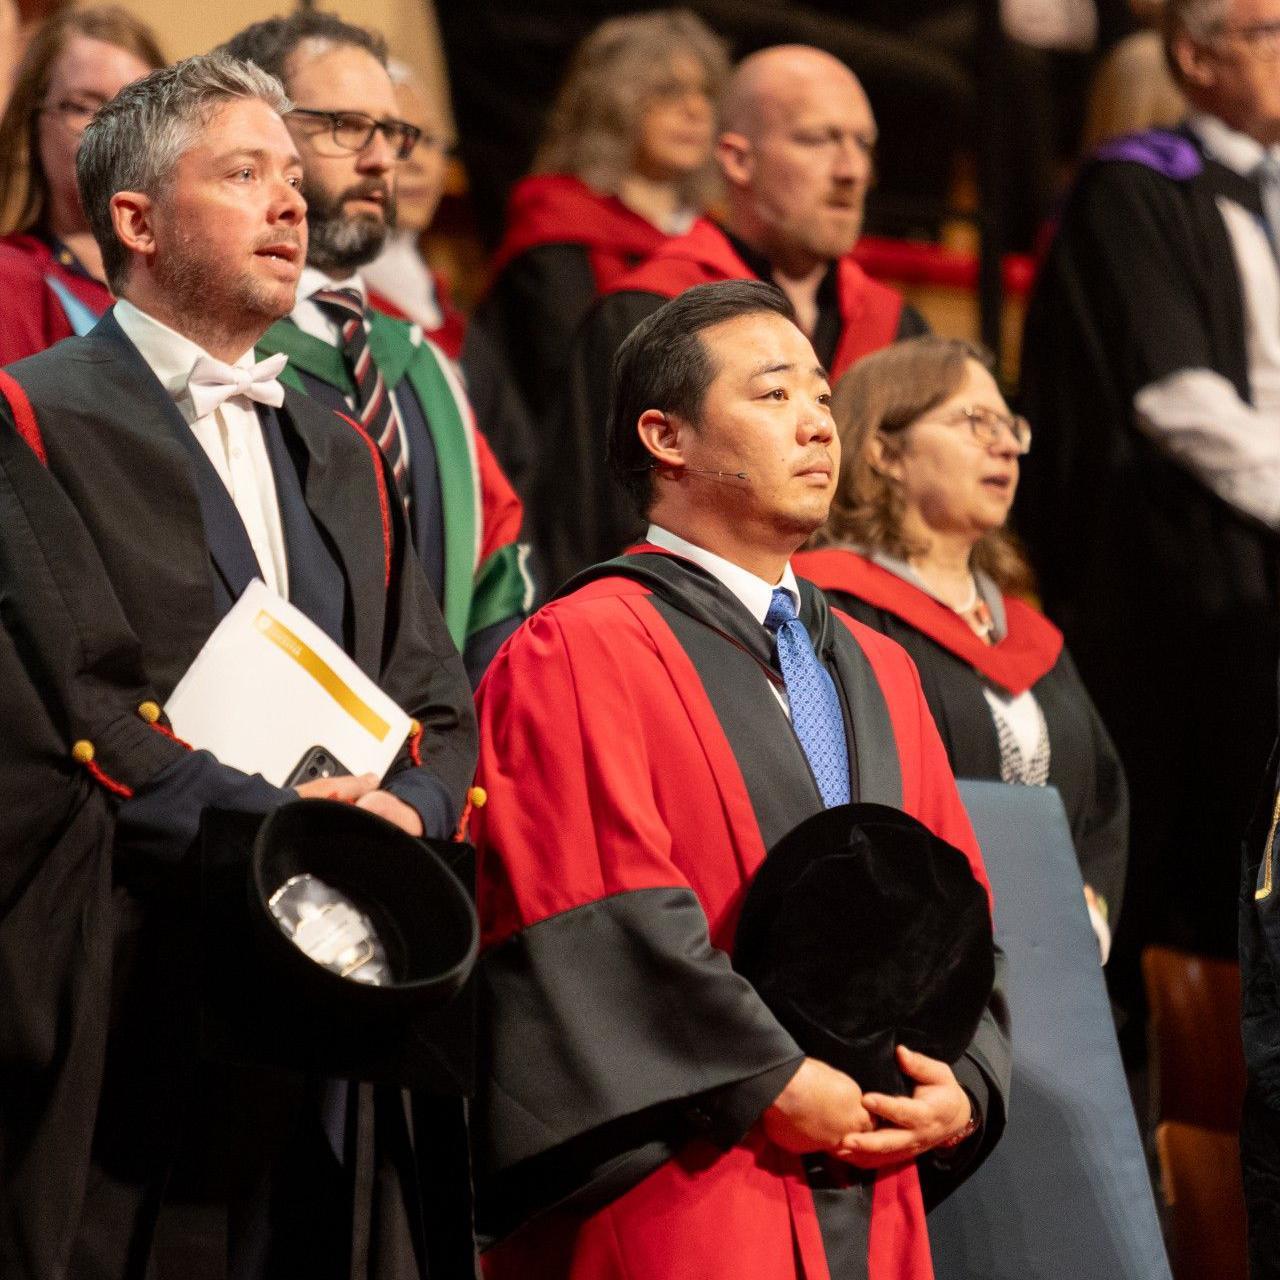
[531,289,661,591]
[921,946,1012,1206]
[459,322,537,497]
[0,414,202,1278]
[1051,648,1130,927]
[476,243,599,425]
[368,440,478,841]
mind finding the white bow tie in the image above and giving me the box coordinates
[186,351,288,418]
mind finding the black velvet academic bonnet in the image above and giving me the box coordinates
[198,799,479,1091]
[734,802,994,1095]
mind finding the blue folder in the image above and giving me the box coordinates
[929,781,1171,1280]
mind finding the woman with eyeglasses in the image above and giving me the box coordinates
[474,9,730,428]
[0,6,163,364]
[794,336,1128,960]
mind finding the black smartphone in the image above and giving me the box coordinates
[284,745,352,787]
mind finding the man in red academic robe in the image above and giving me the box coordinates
[470,281,1009,1279]
[538,44,929,589]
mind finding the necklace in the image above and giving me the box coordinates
[952,575,978,613]
[950,574,995,640]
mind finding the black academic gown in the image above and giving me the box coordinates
[1017,127,1280,965]
[1243,729,1280,1279]
[822,587,1128,924]
[0,410,202,1280]
[0,312,478,1280]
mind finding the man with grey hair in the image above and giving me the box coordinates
[0,50,476,1278]
[1017,0,1280,1179]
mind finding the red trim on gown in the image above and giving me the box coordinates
[0,232,111,364]
[793,548,1063,695]
[609,221,905,377]
[487,174,675,292]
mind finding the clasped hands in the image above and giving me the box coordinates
[294,772,424,837]
[762,1046,972,1168]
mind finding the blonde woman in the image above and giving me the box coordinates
[476,9,728,423]
[794,337,1127,959]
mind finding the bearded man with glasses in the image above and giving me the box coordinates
[223,12,531,687]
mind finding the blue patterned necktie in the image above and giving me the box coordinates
[765,587,851,808]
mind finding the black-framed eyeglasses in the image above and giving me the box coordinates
[1211,18,1280,60]
[410,132,456,160]
[288,108,422,161]
[921,405,1032,453]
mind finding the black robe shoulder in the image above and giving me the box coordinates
[826,586,1129,925]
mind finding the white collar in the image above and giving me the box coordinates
[296,264,367,309]
[1187,110,1280,177]
[645,524,800,625]
[112,298,258,415]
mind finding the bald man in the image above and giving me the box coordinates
[537,45,927,590]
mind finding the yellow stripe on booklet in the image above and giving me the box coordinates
[165,579,413,786]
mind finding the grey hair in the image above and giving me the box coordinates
[533,9,729,210]
[1162,0,1232,83]
[77,52,291,292]
[1164,0,1231,38]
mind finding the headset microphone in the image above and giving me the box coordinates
[681,466,750,480]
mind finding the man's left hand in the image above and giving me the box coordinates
[355,789,424,837]
[833,1045,972,1169]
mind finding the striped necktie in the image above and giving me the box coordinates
[310,286,410,506]
[765,587,851,808]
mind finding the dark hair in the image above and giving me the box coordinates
[219,11,387,88]
[0,5,164,236]
[811,335,1036,598]
[607,280,797,516]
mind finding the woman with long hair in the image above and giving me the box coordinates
[794,336,1128,957]
[475,9,729,424]
[0,5,162,363]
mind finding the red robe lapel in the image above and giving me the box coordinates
[794,548,1063,696]
[610,223,904,377]
[487,174,672,291]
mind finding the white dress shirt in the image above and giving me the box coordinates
[291,265,412,472]
[113,299,289,598]
[1134,111,1280,528]
[361,230,445,333]
[646,523,800,715]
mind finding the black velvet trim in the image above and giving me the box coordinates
[474,886,802,1242]
[562,553,903,844]
[921,948,1012,1210]
[808,1177,873,1280]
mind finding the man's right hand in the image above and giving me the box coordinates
[294,772,379,802]
[761,1058,874,1155]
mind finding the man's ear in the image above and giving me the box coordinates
[109,190,157,268]
[1170,30,1216,90]
[637,408,687,474]
[717,130,753,188]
